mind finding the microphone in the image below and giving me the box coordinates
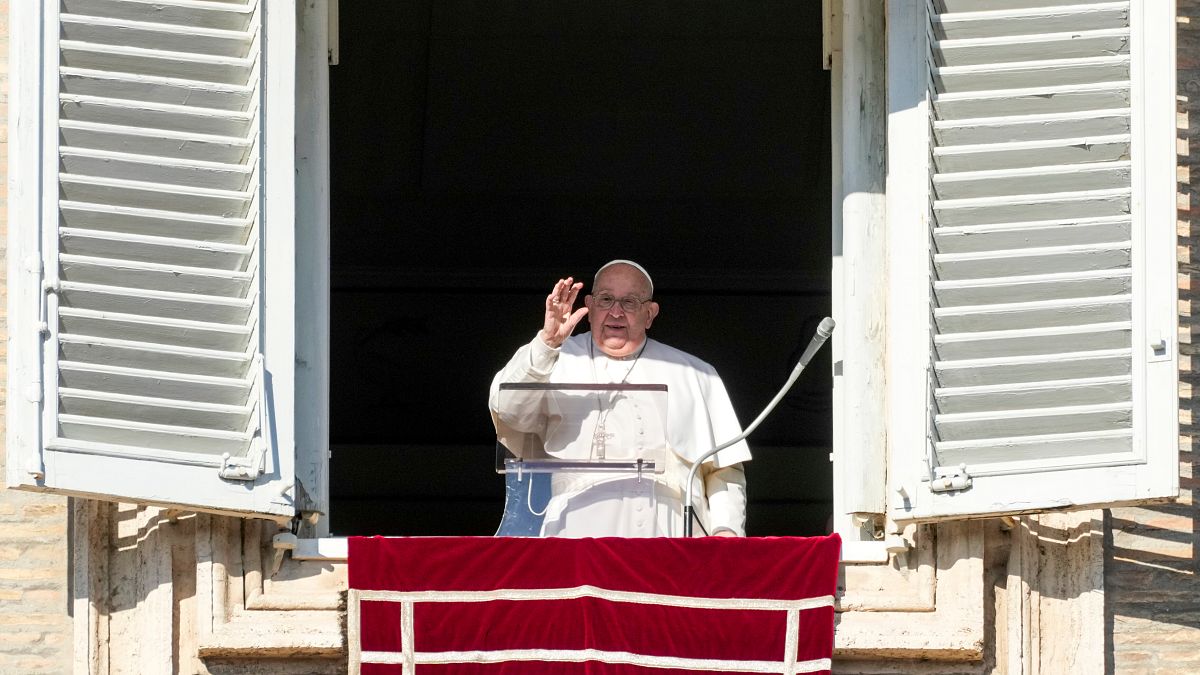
[683,317,836,537]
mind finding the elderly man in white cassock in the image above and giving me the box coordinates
[489,260,750,537]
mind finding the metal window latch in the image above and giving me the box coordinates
[930,463,972,493]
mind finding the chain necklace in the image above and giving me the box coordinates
[588,339,646,459]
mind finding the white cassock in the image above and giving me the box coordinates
[489,333,750,537]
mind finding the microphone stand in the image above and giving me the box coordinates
[682,317,836,537]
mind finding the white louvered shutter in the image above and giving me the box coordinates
[887,0,1177,521]
[6,0,296,518]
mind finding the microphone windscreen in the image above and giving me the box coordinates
[816,316,836,338]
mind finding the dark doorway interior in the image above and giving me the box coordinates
[328,1,832,536]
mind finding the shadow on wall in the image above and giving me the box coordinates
[1104,6,1200,664]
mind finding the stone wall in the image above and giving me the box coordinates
[1105,3,1200,673]
[0,0,74,671]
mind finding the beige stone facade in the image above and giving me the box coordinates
[4,2,1200,674]
[1104,4,1200,673]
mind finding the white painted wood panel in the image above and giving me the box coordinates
[933,242,1131,279]
[935,29,1129,66]
[933,216,1131,253]
[60,255,255,295]
[934,270,1132,305]
[58,361,252,404]
[887,0,1177,522]
[935,82,1131,119]
[933,3,1130,40]
[6,0,297,518]
[60,68,256,109]
[59,14,254,57]
[937,0,1107,10]
[935,56,1130,93]
[60,0,256,31]
[934,349,1131,386]
[58,308,253,351]
[59,201,253,241]
[934,111,1131,146]
[933,322,1132,360]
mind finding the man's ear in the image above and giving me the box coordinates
[584,294,594,309]
[646,301,660,328]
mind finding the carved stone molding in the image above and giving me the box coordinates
[195,515,346,658]
[835,520,986,661]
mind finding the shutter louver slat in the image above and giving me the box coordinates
[934,162,1131,199]
[934,295,1132,332]
[935,82,1131,119]
[933,429,1134,470]
[936,0,1109,11]
[60,229,254,269]
[60,69,255,109]
[926,1,1137,475]
[60,0,255,31]
[49,0,265,467]
[56,416,252,455]
[58,389,253,431]
[59,151,254,192]
[59,362,252,405]
[59,334,253,377]
[934,270,1132,305]
[933,136,1131,173]
[934,348,1132,387]
[58,308,252,351]
[59,121,253,162]
[59,174,254,214]
[933,4,1130,40]
[934,375,1132,413]
[933,242,1131,278]
[934,216,1131,253]
[935,402,1132,441]
[60,256,254,297]
[935,56,1130,92]
[934,111,1131,146]
[933,322,1131,360]
[61,95,255,137]
[59,283,254,324]
[60,14,253,57]
[935,29,1129,65]
[59,201,253,242]
[59,42,256,84]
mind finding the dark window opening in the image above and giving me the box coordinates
[328,0,832,536]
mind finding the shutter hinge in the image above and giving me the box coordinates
[929,463,972,493]
[219,438,267,481]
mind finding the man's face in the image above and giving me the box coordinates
[585,264,660,358]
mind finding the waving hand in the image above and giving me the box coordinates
[538,277,589,348]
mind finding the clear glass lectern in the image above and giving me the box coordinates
[492,383,669,536]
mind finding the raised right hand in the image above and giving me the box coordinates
[538,277,589,348]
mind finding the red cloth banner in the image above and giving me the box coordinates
[349,536,840,674]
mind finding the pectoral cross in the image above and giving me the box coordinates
[591,421,615,459]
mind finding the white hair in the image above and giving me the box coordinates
[593,259,654,297]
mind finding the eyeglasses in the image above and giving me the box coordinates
[592,293,652,313]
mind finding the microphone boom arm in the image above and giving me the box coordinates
[682,317,836,537]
